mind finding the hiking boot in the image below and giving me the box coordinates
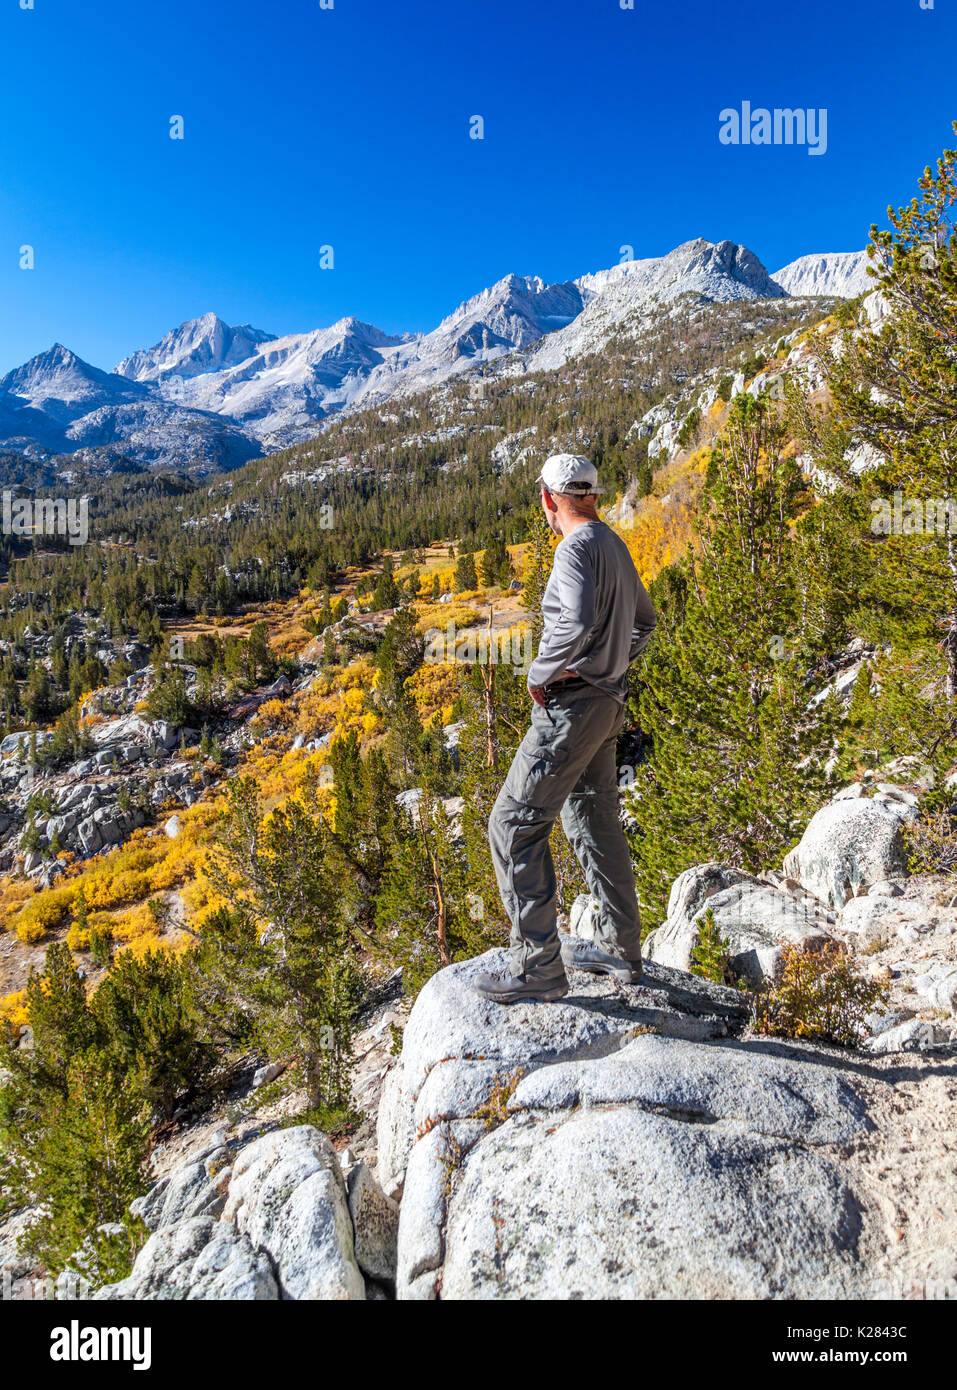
[561,939,643,984]
[472,969,569,1004]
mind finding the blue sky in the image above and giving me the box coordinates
[1,0,954,374]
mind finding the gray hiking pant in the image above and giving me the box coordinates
[488,681,641,978]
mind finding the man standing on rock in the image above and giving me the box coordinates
[474,454,658,1004]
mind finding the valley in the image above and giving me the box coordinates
[0,169,955,1302]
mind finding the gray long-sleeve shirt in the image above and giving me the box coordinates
[526,519,657,702]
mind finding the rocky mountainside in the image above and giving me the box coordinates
[4,601,951,1305]
[771,250,872,297]
[0,345,261,476]
[115,314,277,386]
[31,774,953,1303]
[130,316,408,449]
[0,240,864,471]
[526,239,786,372]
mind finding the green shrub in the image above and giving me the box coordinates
[689,909,734,986]
[93,949,213,1121]
[677,406,702,449]
[0,945,150,1281]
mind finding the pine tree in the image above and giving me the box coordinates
[20,813,40,854]
[13,1050,149,1283]
[372,554,400,609]
[23,662,53,724]
[0,944,149,1281]
[205,777,360,1116]
[690,909,733,986]
[799,127,957,782]
[374,790,479,994]
[375,608,426,782]
[246,621,274,685]
[454,550,478,592]
[93,951,211,1121]
[825,129,957,693]
[74,886,89,937]
[457,661,524,949]
[480,533,513,588]
[520,505,556,647]
[50,703,90,761]
[376,607,424,708]
[145,664,192,724]
[89,927,110,968]
[329,733,395,892]
[629,394,839,922]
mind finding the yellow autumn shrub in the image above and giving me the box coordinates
[0,989,28,1036]
[0,877,37,930]
[406,662,461,724]
[110,902,160,941]
[4,798,219,945]
[415,601,480,635]
[115,933,179,963]
[9,884,76,942]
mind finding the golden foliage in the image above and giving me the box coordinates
[751,942,890,1048]
[406,661,460,726]
[414,600,481,634]
[0,988,29,1035]
[610,449,708,583]
[0,656,390,958]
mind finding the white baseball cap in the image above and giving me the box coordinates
[539,453,603,496]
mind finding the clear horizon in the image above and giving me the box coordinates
[1,0,954,375]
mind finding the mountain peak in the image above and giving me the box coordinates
[33,343,83,369]
[0,237,864,466]
[657,238,785,299]
[529,238,786,373]
[116,316,278,385]
[1,343,114,396]
[326,316,399,344]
